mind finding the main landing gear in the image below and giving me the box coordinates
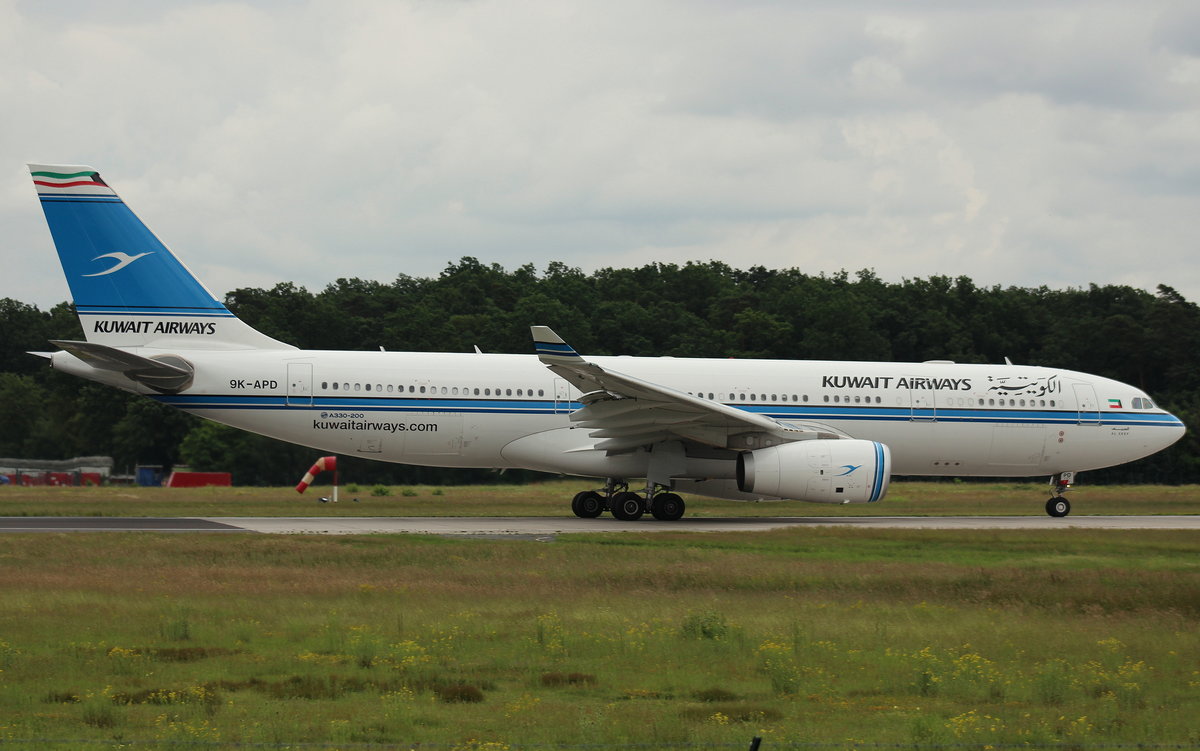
[570,479,686,521]
[1046,472,1075,517]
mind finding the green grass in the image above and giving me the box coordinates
[2,479,1200,517]
[0,526,1198,749]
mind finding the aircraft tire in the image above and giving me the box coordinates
[610,492,645,521]
[571,491,605,518]
[650,493,686,521]
[1046,497,1071,518]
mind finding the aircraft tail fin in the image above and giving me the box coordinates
[29,164,292,350]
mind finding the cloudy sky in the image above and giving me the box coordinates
[2,0,1198,310]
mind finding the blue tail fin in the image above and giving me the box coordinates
[30,164,291,349]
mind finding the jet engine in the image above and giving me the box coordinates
[736,439,891,503]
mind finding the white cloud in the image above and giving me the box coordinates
[1,0,1198,312]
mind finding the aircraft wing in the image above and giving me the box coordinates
[531,326,843,453]
[50,340,194,393]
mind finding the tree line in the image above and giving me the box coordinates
[2,258,1198,485]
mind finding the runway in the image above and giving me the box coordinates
[2,515,1199,535]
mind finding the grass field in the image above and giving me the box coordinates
[3,479,1200,518]
[1,483,1198,749]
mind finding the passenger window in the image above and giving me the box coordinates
[1050,400,1055,407]
[750,394,756,401]
[484,388,491,396]
[354,383,361,392]
[506,389,512,396]
[343,383,349,391]
[365,384,372,392]
[538,389,545,397]
[332,382,338,391]
[824,395,830,403]
[387,385,394,393]
[408,385,415,393]
[474,388,480,395]
[321,381,327,389]
[833,395,840,403]
[419,386,425,394]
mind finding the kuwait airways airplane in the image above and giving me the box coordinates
[28,164,1185,520]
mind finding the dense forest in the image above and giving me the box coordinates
[2,258,1198,485]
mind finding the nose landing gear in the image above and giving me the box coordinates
[1046,472,1074,517]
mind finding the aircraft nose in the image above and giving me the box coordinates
[1160,411,1187,450]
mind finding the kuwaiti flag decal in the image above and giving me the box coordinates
[30,166,118,199]
[1108,399,1123,409]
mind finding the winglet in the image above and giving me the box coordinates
[531,326,585,365]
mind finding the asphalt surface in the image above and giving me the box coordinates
[1,515,1199,535]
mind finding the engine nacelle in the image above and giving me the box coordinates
[736,439,891,504]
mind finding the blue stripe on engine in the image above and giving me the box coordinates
[869,442,886,502]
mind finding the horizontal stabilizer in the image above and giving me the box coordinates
[51,340,194,393]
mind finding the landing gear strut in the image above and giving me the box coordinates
[1046,472,1074,517]
[568,479,687,521]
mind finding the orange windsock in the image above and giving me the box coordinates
[295,456,337,493]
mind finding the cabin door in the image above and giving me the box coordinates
[1073,383,1101,426]
[286,363,313,407]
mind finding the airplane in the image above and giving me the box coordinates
[26,164,1186,520]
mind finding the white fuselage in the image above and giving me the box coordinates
[52,347,1184,490]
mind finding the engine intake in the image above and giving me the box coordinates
[736,439,891,504]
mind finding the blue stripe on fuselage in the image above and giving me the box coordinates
[148,393,1185,430]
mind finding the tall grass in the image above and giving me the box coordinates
[0,527,1197,747]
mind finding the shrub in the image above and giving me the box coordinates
[81,701,118,728]
[692,687,738,702]
[435,683,484,703]
[371,485,392,497]
[681,611,729,640]
[540,672,597,687]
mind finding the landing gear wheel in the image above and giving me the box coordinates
[571,491,605,519]
[650,493,686,521]
[1046,497,1071,518]
[610,492,645,521]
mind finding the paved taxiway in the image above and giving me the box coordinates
[2,515,1199,535]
